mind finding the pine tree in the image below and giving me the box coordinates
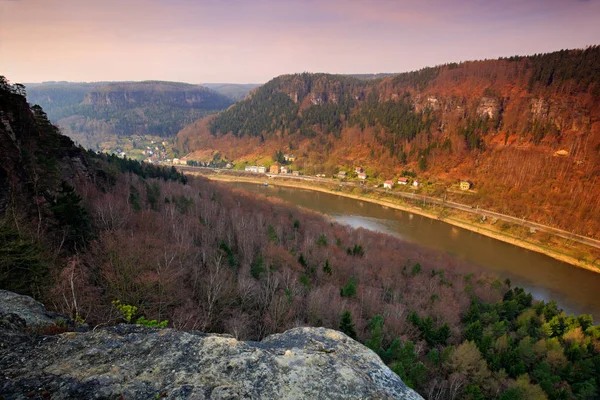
[339,310,357,339]
[366,315,385,353]
[323,259,332,275]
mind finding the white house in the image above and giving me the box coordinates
[383,180,394,189]
[358,172,367,180]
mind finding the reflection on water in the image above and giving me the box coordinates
[226,182,600,320]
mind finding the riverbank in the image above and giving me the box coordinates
[188,170,600,274]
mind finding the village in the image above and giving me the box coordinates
[165,151,475,194]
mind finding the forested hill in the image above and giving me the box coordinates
[177,46,600,238]
[25,80,234,150]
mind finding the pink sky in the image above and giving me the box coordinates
[1,0,599,83]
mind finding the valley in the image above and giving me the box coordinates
[222,180,600,321]
[2,47,600,398]
[4,0,600,397]
[180,167,600,274]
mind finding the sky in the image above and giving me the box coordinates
[1,0,599,84]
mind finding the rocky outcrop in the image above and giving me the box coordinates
[477,96,501,119]
[0,291,422,400]
[0,291,61,330]
[81,82,232,109]
[531,98,549,120]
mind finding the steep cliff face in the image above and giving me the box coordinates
[0,290,422,399]
[81,81,232,109]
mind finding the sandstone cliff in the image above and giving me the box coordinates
[81,81,231,109]
[0,290,422,399]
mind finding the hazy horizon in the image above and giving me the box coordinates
[1,0,600,84]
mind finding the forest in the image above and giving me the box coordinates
[2,78,600,399]
[209,73,362,139]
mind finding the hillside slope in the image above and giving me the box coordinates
[177,47,600,238]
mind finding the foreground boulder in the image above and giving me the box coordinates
[0,292,422,399]
[0,290,62,330]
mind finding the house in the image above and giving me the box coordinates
[355,167,363,173]
[398,177,409,185]
[284,154,296,162]
[460,180,472,191]
[383,180,394,189]
[225,162,233,169]
[292,170,302,176]
[554,149,569,157]
[258,166,267,174]
[413,180,420,187]
[245,165,259,173]
[172,158,180,165]
[337,171,348,179]
[358,172,367,180]
[280,166,289,174]
[270,164,280,174]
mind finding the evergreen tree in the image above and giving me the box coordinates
[339,310,357,339]
[323,259,332,275]
[366,315,385,353]
[49,182,92,250]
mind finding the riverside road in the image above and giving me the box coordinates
[176,165,600,251]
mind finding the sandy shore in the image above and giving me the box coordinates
[192,172,600,274]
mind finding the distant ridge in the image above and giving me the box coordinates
[202,82,262,101]
[25,80,234,149]
[345,73,399,80]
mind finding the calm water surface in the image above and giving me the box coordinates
[226,181,600,320]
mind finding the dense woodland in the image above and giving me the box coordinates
[2,78,600,399]
[179,47,600,239]
[209,73,362,138]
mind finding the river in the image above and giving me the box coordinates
[225,181,600,320]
